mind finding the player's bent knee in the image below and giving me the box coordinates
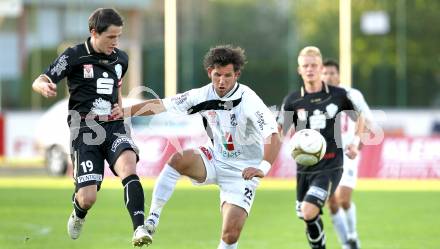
[168,152,187,172]
[76,192,97,209]
[341,200,351,210]
[115,150,137,171]
[301,204,320,221]
[303,212,319,221]
[222,230,240,244]
[76,185,97,209]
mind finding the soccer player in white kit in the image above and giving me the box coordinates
[120,45,281,248]
[322,59,373,249]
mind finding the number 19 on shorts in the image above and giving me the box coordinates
[80,160,94,173]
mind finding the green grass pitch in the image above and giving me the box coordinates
[0,181,439,249]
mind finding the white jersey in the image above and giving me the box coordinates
[162,83,278,170]
[342,87,373,148]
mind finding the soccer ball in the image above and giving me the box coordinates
[291,129,327,166]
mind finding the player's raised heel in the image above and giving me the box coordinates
[132,225,153,247]
[144,219,157,235]
[67,210,85,240]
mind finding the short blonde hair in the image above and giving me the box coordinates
[297,46,322,64]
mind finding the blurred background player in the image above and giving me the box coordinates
[278,46,364,249]
[119,45,281,249]
[322,59,373,249]
[31,8,151,247]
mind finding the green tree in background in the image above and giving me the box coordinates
[17,0,440,109]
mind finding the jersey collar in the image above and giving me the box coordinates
[85,37,95,54]
[301,81,329,97]
[212,82,240,99]
[84,37,117,56]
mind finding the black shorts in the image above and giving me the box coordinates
[295,168,343,218]
[70,120,139,191]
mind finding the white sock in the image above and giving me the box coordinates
[331,208,349,244]
[148,164,181,224]
[345,202,358,239]
[217,240,238,249]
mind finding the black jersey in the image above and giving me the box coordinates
[43,37,128,118]
[281,82,357,173]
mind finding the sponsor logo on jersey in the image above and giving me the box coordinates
[111,136,136,152]
[326,103,338,118]
[207,111,217,124]
[96,73,114,95]
[115,64,122,79]
[220,132,242,158]
[83,64,94,78]
[222,150,241,158]
[172,92,189,105]
[223,132,235,151]
[230,113,237,126]
[199,146,213,160]
[311,98,322,103]
[297,108,307,121]
[255,111,267,131]
[309,109,327,130]
[77,173,102,183]
[51,54,69,76]
[91,98,111,115]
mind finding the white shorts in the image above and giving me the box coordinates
[193,146,260,215]
[338,154,360,189]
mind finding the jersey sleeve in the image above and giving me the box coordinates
[162,88,203,114]
[279,95,298,133]
[347,88,373,122]
[277,96,287,127]
[117,51,129,88]
[42,48,73,84]
[245,92,278,138]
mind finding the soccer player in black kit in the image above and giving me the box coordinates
[32,8,152,247]
[278,46,364,249]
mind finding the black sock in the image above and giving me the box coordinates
[305,215,326,249]
[122,174,145,230]
[72,194,88,219]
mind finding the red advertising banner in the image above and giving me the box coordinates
[358,136,440,178]
[104,134,440,179]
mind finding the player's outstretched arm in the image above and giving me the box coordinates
[123,99,166,118]
[32,75,57,98]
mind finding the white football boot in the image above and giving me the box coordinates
[67,210,85,239]
[144,212,160,235]
[132,225,153,247]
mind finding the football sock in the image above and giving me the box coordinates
[305,215,326,249]
[72,194,88,219]
[345,202,358,239]
[331,208,349,244]
[122,174,145,230]
[217,240,238,249]
[148,164,181,222]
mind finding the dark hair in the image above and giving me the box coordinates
[88,8,123,34]
[323,59,339,72]
[203,45,247,72]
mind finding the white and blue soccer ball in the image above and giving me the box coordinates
[291,129,327,166]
